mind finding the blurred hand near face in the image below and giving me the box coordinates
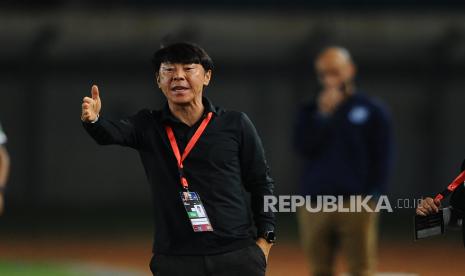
[317,88,345,115]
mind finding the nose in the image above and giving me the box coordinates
[172,67,186,81]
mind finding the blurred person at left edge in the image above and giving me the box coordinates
[81,42,276,276]
[0,122,10,215]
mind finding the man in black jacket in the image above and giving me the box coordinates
[81,42,275,276]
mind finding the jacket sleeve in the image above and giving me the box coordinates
[366,103,393,195]
[82,110,148,150]
[450,182,465,223]
[292,103,334,157]
[239,112,276,236]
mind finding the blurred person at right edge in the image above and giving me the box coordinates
[0,121,10,215]
[416,160,464,232]
[293,47,393,276]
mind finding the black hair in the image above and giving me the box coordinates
[152,42,214,75]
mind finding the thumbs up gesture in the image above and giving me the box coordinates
[81,85,102,122]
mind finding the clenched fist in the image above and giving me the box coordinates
[317,88,345,115]
[416,197,440,216]
[81,85,102,122]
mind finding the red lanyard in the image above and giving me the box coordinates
[435,170,465,202]
[165,112,213,190]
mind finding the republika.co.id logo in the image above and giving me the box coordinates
[263,195,395,213]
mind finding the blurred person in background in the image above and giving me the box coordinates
[81,42,275,276]
[0,122,10,216]
[293,47,393,276]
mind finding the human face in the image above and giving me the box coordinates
[315,53,355,90]
[157,63,212,105]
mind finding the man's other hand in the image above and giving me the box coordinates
[256,237,272,263]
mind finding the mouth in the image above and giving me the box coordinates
[171,86,190,93]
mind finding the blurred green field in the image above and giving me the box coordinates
[1,211,465,276]
[0,260,145,276]
[0,261,79,276]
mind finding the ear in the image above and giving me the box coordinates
[156,74,161,88]
[203,70,212,86]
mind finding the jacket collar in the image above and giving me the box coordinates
[160,96,217,124]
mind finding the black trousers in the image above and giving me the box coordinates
[150,244,267,276]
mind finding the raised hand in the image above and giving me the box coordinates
[317,88,345,115]
[81,85,102,122]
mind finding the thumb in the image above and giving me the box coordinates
[91,85,100,100]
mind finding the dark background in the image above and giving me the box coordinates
[0,0,465,276]
[1,3,465,272]
[2,2,465,209]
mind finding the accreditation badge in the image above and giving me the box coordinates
[180,191,214,232]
